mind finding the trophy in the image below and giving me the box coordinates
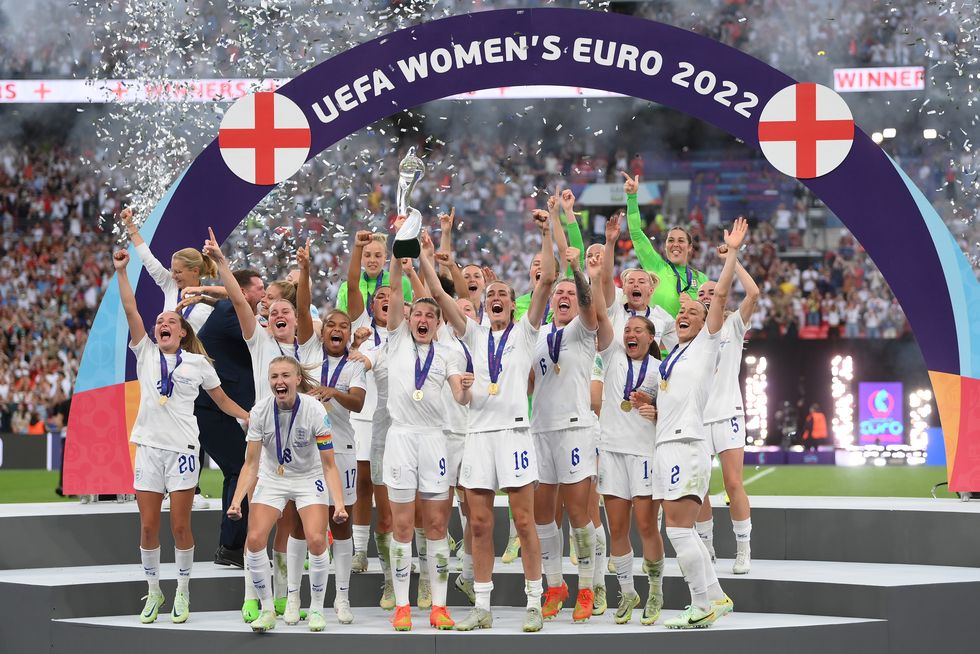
[393,146,425,259]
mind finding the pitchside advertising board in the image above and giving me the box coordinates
[859,383,905,445]
[60,8,980,493]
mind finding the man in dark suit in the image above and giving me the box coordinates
[195,269,265,568]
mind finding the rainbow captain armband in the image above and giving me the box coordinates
[316,433,333,451]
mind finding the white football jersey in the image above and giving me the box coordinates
[607,288,677,352]
[655,327,720,444]
[134,243,213,332]
[316,348,367,454]
[386,323,461,430]
[597,343,659,456]
[130,336,221,455]
[247,394,331,481]
[530,317,597,433]
[245,328,321,403]
[461,315,539,433]
[351,311,390,422]
[703,312,747,423]
[360,341,390,424]
[438,323,471,434]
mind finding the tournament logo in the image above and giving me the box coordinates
[858,382,904,444]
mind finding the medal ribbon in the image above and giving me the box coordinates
[415,343,436,392]
[158,349,183,400]
[457,338,474,374]
[487,323,514,385]
[176,290,194,319]
[371,317,381,346]
[364,272,384,318]
[546,322,563,366]
[626,303,651,319]
[541,300,551,326]
[623,354,650,403]
[659,343,691,385]
[667,261,694,295]
[277,338,300,360]
[274,396,301,467]
[321,351,349,388]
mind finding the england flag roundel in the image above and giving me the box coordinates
[218,92,311,186]
[757,83,854,179]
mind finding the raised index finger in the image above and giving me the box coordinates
[208,226,217,243]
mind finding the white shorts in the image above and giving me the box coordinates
[532,426,597,485]
[707,415,746,455]
[445,431,466,488]
[370,411,391,485]
[331,451,358,507]
[459,429,538,491]
[383,427,450,495]
[652,440,711,502]
[352,419,372,461]
[597,449,653,500]
[252,474,330,512]
[133,445,199,494]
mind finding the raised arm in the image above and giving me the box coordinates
[296,238,315,344]
[567,246,597,332]
[388,255,406,332]
[402,258,426,299]
[708,217,748,335]
[121,207,171,289]
[204,226,257,340]
[587,246,614,350]
[527,210,556,327]
[621,172,663,273]
[346,231,371,321]
[560,188,586,275]
[601,211,622,310]
[113,250,146,346]
[421,233,467,336]
[733,253,760,324]
[548,188,570,277]
[438,208,456,276]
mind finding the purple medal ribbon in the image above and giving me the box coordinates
[158,348,183,399]
[415,343,436,392]
[321,351,349,388]
[624,354,650,403]
[277,338,301,360]
[371,317,381,346]
[546,322,563,367]
[176,290,194,319]
[487,323,514,386]
[667,261,694,295]
[658,343,691,386]
[626,303,651,319]
[541,300,551,326]
[274,396,301,468]
[457,338,474,374]
[364,272,384,318]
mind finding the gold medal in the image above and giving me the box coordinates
[323,401,332,412]
[412,389,424,402]
[488,382,499,396]
[158,396,168,406]
[660,380,668,391]
[554,363,561,375]
[620,400,632,412]
[276,464,285,476]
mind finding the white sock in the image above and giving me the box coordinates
[695,535,725,601]
[572,524,595,590]
[175,546,193,593]
[509,514,518,539]
[308,550,329,611]
[474,580,493,611]
[666,527,709,610]
[461,550,474,582]
[415,527,429,583]
[375,532,392,582]
[140,546,161,594]
[525,577,543,609]
[246,549,274,610]
[286,536,307,597]
[244,569,258,601]
[612,552,634,595]
[426,537,450,606]
[352,524,370,555]
[593,523,607,587]
[273,550,288,600]
[535,522,563,587]
[333,537,353,601]
[732,518,752,543]
[695,519,714,545]
[390,537,412,607]
[644,557,665,598]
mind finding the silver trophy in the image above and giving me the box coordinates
[393,146,425,258]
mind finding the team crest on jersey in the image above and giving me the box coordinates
[293,428,310,448]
